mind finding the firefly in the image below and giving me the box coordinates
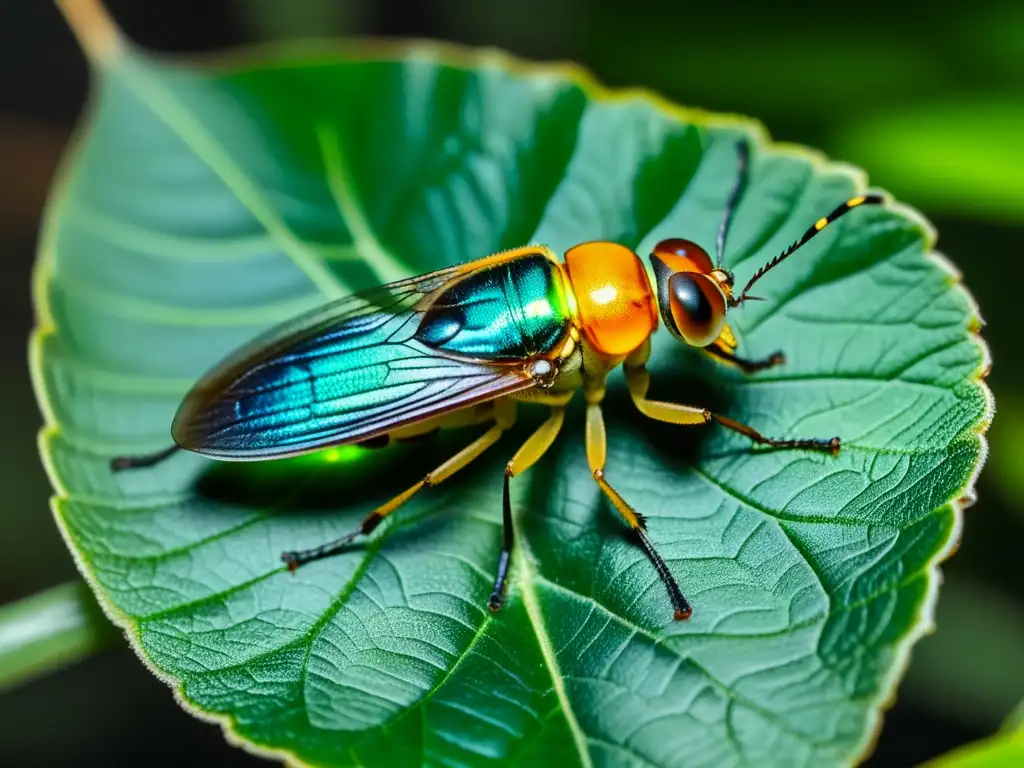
[113,140,883,621]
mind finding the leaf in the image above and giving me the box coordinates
[922,703,1024,768]
[1003,700,1024,734]
[33,2,992,766]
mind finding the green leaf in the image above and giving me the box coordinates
[924,731,1024,768]
[33,2,992,765]
[923,703,1024,768]
[1003,700,1024,734]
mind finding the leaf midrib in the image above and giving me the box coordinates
[106,53,349,300]
[515,542,594,768]
[315,123,411,285]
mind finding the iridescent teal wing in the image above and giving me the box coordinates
[171,259,559,461]
[172,250,572,460]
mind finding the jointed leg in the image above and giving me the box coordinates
[624,359,713,427]
[488,403,568,611]
[111,444,181,471]
[711,413,839,453]
[625,341,839,454]
[586,398,692,621]
[703,341,785,375]
[282,401,516,570]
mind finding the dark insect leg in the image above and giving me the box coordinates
[111,444,181,472]
[488,472,514,611]
[356,433,392,449]
[703,342,785,374]
[586,401,692,621]
[281,421,507,571]
[625,361,839,455]
[712,413,840,454]
[488,404,567,612]
[280,481,426,570]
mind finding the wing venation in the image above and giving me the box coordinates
[171,265,540,460]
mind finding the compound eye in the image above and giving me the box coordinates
[667,272,726,347]
[652,238,714,274]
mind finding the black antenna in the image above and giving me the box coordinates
[731,192,885,306]
[716,139,750,269]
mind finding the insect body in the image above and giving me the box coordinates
[113,141,883,621]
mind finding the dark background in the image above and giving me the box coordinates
[2,1,1021,765]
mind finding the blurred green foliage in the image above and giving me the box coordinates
[0,582,114,692]
[832,100,1024,223]
[583,4,1024,228]
[923,706,1024,767]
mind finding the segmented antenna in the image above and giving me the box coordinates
[716,140,750,269]
[731,193,885,306]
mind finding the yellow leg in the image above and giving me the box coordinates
[282,400,516,571]
[585,399,692,621]
[703,340,785,374]
[506,407,567,478]
[488,401,569,611]
[624,361,711,426]
[624,340,839,454]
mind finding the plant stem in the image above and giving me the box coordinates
[0,581,118,692]
[55,0,123,61]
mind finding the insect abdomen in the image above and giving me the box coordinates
[415,252,572,360]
